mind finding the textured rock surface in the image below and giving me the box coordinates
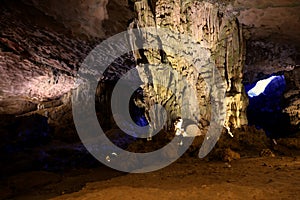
[244,41,297,84]
[0,1,92,115]
[284,67,300,129]
[130,0,248,130]
[235,0,300,47]
[25,0,134,39]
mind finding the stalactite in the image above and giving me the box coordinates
[130,0,248,131]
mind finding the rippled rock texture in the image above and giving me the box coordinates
[284,67,300,130]
[129,0,248,131]
[0,1,93,115]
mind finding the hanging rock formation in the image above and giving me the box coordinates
[129,0,248,132]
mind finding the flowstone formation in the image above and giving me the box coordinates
[129,0,248,133]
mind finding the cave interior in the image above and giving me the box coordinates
[0,0,300,199]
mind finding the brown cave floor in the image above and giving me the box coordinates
[1,122,300,200]
[1,155,300,200]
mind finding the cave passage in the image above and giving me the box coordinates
[129,88,149,128]
[244,74,292,138]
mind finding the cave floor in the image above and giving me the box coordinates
[1,156,300,200]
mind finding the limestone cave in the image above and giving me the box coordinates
[0,0,300,199]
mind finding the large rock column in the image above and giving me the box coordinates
[130,0,248,131]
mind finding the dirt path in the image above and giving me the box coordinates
[11,156,298,200]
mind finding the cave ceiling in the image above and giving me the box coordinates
[236,0,300,46]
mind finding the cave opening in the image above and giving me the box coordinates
[129,88,149,128]
[244,74,292,138]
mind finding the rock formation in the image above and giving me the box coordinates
[0,0,299,146]
[129,0,248,132]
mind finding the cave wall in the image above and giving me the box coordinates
[284,67,300,129]
[236,0,300,46]
[25,0,109,38]
[233,0,300,85]
[0,1,93,115]
[244,41,297,84]
[235,0,300,134]
[0,0,299,135]
[0,0,132,115]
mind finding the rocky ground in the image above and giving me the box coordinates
[1,125,300,200]
[1,155,300,200]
